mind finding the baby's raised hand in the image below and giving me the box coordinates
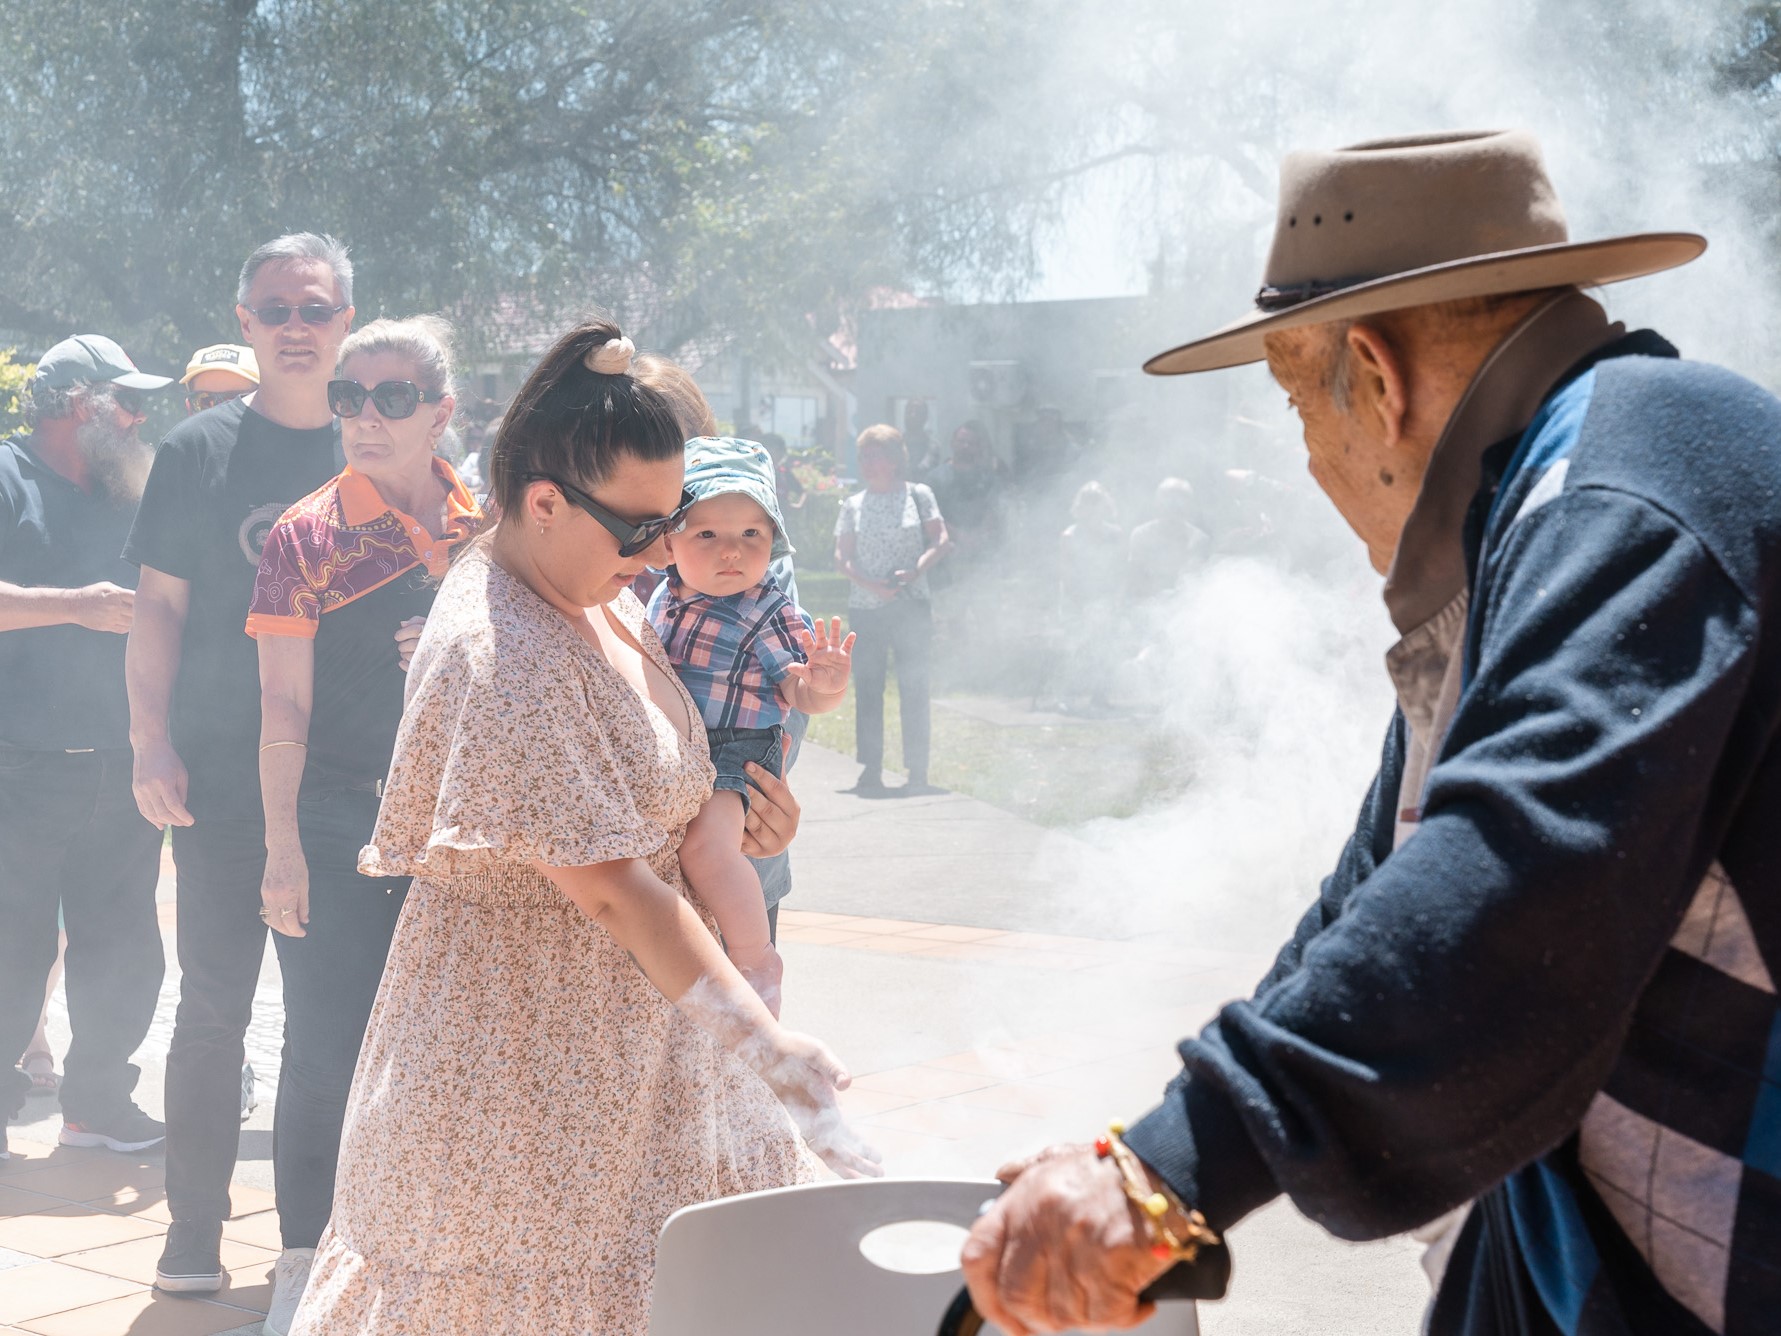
[785,617,856,696]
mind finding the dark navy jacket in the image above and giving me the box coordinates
[1125,336,1781,1335]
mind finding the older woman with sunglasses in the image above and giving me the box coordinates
[289,318,877,1336]
[243,315,482,1334]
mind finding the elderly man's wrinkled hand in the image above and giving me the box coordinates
[960,1142,1172,1335]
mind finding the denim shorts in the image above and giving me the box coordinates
[705,725,784,812]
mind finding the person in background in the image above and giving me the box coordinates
[1127,476,1210,602]
[245,315,482,1334]
[182,344,258,416]
[835,424,950,795]
[0,336,171,1165]
[290,320,876,1336]
[650,438,853,1017]
[903,397,939,479]
[633,353,809,940]
[929,420,1009,577]
[1057,481,1124,714]
[125,232,354,1295]
[761,432,805,513]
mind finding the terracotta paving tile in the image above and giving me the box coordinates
[925,1047,1084,1082]
[999,1030,1127,1063]
[82,1186,167,1221]
[774,909,853,926]
[992,931,1120,953]
[18,1290,265,1336]
[837,935,932,955]
[0,1262,139,1326]
[863,1100,1046,1142]
[831,917,932,936]
[897,924,1009,943]
[851,1065,995,1101]
[847,1126,960,1175]
[0,1207,160,1260]
[0,1145,57,1180]
[5,1158,162,1209]
[217,1210,282,1252]
[0,1189,64,1223]
[904,942,1028,964]
[946,1082,1087,1119]
[836,1086,920,1118]
[779,927,873,946]
[60,1233,277,1294]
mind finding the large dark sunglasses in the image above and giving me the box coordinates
[532,475,694,557]
[245,302,348,326]
[111,387,148,417]
[327,379,443,420]
[186,388,248,414]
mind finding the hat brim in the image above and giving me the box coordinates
[1143,232,1706,376]
[113,371,176,390]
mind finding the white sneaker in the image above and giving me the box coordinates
[263,1247,316,1336]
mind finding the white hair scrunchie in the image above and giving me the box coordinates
[583,335,636,375]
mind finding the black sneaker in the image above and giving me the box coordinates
[59,1102,166,1152]
[155,1218,224,1293]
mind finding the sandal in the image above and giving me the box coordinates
[19,1051,59,1097]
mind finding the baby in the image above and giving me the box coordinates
[648,437,854,1016]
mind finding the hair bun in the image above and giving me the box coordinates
[583,335,636,376]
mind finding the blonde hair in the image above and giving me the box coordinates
[336,314,457,400]
[632,352,718,440]
[856,423,908,474]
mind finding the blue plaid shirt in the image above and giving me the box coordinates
[647,572,811,731]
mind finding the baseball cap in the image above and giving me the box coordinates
[181,343,260,386]
[33,335,174,392]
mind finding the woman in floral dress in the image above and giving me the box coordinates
[292,319,877,1336]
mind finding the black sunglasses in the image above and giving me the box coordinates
[245,302,348,327]
[186,388,248,414]
[327,379,443,421]
[532,476,694,557]
[111,387,148,417]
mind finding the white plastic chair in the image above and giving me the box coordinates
[650,1177,1199,1336]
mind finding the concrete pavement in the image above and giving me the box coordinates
[2,741,1429,1334]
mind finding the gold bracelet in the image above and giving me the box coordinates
[259,740,308,752]
[1095,1121,1220,1262]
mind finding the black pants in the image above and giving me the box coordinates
[164,809,268,1225]
[269,787,406,1249]
[851,598,933,781]
[0,747,163,1122]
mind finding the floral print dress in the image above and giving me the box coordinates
[291,543,821,1336]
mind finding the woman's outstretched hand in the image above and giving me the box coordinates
[747,1029,884,1180]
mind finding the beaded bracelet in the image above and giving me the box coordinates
[1095,1120,1221,1263]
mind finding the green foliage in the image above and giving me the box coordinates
[0,1,1104,374]
[0,350,34,440]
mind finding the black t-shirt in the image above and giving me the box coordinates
[123,399,341,808]
[0,437,140,749]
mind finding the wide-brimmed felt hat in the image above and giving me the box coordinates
[1145,129,1705,376]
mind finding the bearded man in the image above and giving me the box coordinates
[964,131,1781,1336]
[0,335,171,1162]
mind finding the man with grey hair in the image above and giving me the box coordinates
[965,131,1781,1335]
[124,232,353,1298]
[0,336,170,1163]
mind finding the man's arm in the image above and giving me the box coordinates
[0,580,134,633]
[1122,489,1758,1239]
[127,565,194,828]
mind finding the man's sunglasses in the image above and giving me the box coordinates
[110,387,148,417]
[327,379,444,421]
[244,302,348,327]
[186,389,248,414]
[532,475,694,557]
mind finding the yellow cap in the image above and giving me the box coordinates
[181,344,259,387]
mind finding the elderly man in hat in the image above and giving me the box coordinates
[0,336,172,1161]
[963,130,1781,1336]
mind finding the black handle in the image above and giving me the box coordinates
[936,1245,1231,1336]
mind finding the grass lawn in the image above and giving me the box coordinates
[804,682,1195,828]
